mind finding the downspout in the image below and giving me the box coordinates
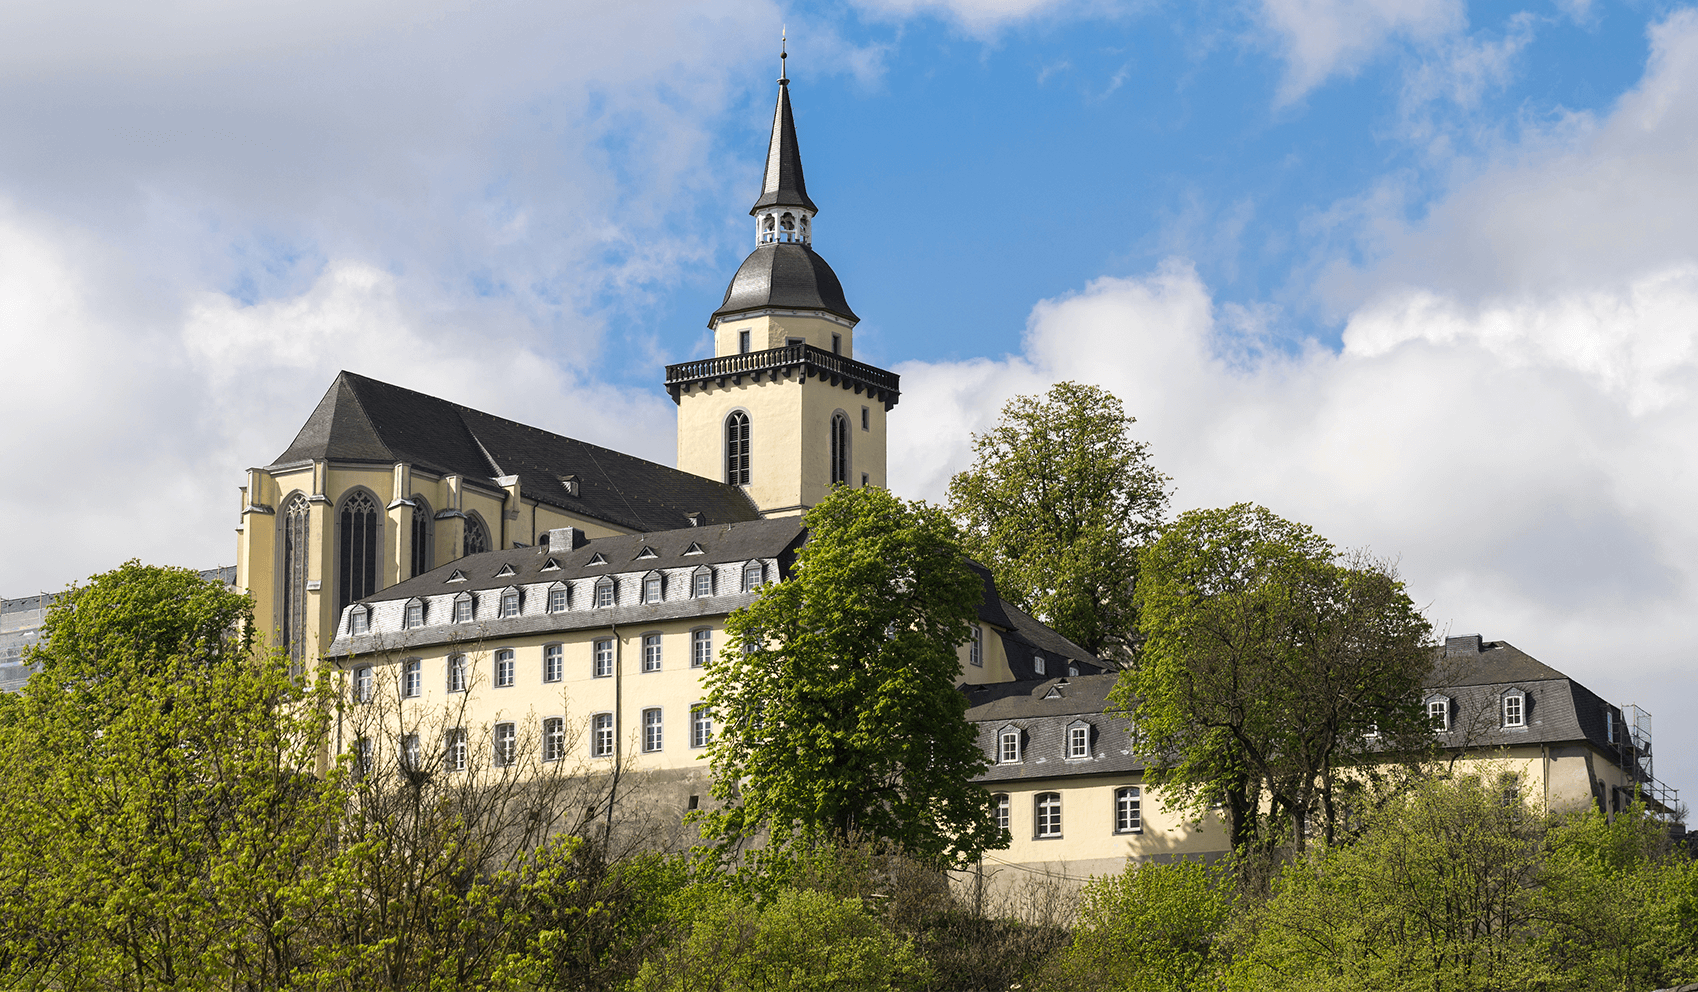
[1542,744,1549,811]
[605,621,623,843]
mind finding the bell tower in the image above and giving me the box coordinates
[666,44,900,517]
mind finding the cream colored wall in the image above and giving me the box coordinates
[958,622,1015,684]
[1444,745,1627,814]
[676,376,806,515]
[987,774,1230,871]
[712,313,854,358]
[338,620,722,775]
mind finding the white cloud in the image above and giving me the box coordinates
[1255,0,1466,102]
[849,0,1129,36]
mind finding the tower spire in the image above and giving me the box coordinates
[752,34,817,222]
[780,26,788,84]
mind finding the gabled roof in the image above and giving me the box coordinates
[266,371,761,533]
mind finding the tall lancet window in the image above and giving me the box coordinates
[726,411,751,485]
[464,515,490,558]
[280,493,310,664]
[830,413,849,486]
[338,491,380,613]
[410,496,432,579]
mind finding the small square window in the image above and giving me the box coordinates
[592,713,614,757]
[643,708,663,752]
[692,628,712,668]
[544,644,563,683]
[643,633,662,672]
[495,649,515,688]
[593,639,613,679]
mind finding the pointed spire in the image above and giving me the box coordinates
[751,32,817,215]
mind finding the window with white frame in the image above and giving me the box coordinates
[592,713,614,757]
[453,593,473,623]
[494,722,516,766]
[742,561,763,592]
[643,573,662,604]
[593,639,613,678]
[403,732,421,770]
[543,643,563,683]
[403,658,422,698]
[354,665,373,703]
[595,577,615,608]
[446,728,467,772]
[1503,690,1526,728]
[349,606,370,635]
[1068,723,1091,759]
[692,628,712,668]
[993,793,1010,831]
[543,717,565,762]
[1033,652,1047,676]
[1035,792,1062,838]
[726,410,751,484]
[447,655,467,693]
[643,708,663,752]
[547,583,568,613]
[643,633,662,672]
[500,588,520,617]
[1428,697,1451,731]
[404,599,425,628]
[692,567,713,598]
[999,727,1021,764]
[969,624,983,667]
[495,649,515,688]
[1115,787,1143,833]
[353,737,373,779]
[691,704,713,748]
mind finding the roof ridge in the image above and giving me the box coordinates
[334,372,395,463]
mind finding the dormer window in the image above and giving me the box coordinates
[1503,689,1526,728]
[636,546,657,560]
[546,582,568,613]
[541,557,561,571]
[692,565,714,598]
[998,726,1022,764]
[499,587,520,618]
[495,563,516,578]
[1067,721,1091,760]
[1033,652,1047,677]
[595,577,615,608]
[1427,696,1452,732]
[404,598,425,629]
[1605,708,1618,744]
[684,542,704,555]
[742,561,764,592]
[348,606,370,636]
[969,624,983,667]
[446,569,466,582]
[587,552,607,567]
[453,592,474,623]
[642,572,663,604]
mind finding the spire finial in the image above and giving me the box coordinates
[780,27,788,84]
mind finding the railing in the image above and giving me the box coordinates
[665,343,901,407]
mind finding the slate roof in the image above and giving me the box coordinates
[1425,637,1629,765]
[711,244,858,326]
[965,675,1144,784]
[751,78,816,214]
[265,372,761,533]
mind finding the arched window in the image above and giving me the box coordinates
[463,514,490,557]
[830,412,849,486]
[725,411,751,485]
[762,214,776,243]
[337,491,379,614]
[780,212,795,241]
[280,493,310,663]
[410,495,433,578]
[799,215,810,243]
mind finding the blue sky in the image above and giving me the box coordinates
[4,0,1698,791]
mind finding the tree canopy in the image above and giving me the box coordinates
[947,381,1168,664]
[702,485,1003,866]
[1115,504,1435,855]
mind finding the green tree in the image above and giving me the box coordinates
[947,381,1168,663]
[702,485,1002,866]
[1056,859,1234,992]
[1117,504,1435,855]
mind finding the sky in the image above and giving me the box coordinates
[3,0,1696,793]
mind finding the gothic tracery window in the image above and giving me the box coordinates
[410,496,432,578]
[338,491,379,614]
[280,493,310,664]
[726,411,751,485]
[463,515,490,557]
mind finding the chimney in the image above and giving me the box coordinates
[1445,634,1483,656]
[546,527,586,553]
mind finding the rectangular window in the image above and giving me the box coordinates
[643,708,663,752]
[742,563,763,592]
[592,713,615,757]
[495,649,514,688]
[644,576,662,603]
[447,655,467,693]
[500,591,520,617]
[353,737,373,779]
[1429,699,1449,731]
[861,472,869,488]
[1116,787,1142,833]
[994,793,1010,831]
[1035,792,1061,838]
[543,717,565,762]
[693,570,712,597]
[544,644,563,683]
[1606,709,1617,744]
[1033,653,1047,676]
[969,625,983,667]
[738,329,751,353]
[446,728,467,772]
[403,659,422,698]
[596,581,614,608]
[861,406,869,431]
[354,665,373,703]
[643,633,662,672]
[494,722,516,766]
[831,332,841,354]
[349,608,369,635]
[405,601,424,628]
[454,597,473,623]
[691,704,713,748]
[692,628,712,668]
[1504,694,1524,727]
[593,639,613,678]
[403,732,421,769]
[999,730,1020,764]
[548,586,568,612]
[1069,725,1090,759]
